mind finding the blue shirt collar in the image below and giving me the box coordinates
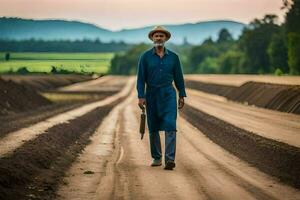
[152,46,169,55]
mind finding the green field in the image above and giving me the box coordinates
[0,52,114,74]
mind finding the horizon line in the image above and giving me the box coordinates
[0,16,248,32]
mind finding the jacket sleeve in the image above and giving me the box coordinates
[136,54,146,98]
[173,55,187,97]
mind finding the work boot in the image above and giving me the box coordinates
[151,159,162,166]
[164,160,175,170]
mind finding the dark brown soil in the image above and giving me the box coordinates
[0,78,52,116]
[185,80,237,97]
[1,74,93,91]
[0,75,111,117]
[0,91,116,139]
[186,80,300,114]
[0,98,122,200]
[181,105,300,189]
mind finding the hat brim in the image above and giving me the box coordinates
[148,30,171,41]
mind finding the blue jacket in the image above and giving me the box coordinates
[136,47,187,132]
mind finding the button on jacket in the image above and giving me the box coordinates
[136,47,187,132]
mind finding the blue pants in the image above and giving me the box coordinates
[149,131,176,163]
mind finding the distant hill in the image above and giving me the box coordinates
[0,17,246,44]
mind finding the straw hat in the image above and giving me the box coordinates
[148,26,171,41]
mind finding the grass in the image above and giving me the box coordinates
[0,52,114,74]
[41,92,93,103]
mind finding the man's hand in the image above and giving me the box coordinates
[178,97,185,109]
[138,98,146,110]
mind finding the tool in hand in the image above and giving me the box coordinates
[139,106,146,140]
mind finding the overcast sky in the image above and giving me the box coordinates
[0,0,286,31]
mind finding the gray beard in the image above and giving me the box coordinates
[154,42,164,47]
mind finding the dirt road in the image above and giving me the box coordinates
[1,75,300,200]
[57,78,300,200]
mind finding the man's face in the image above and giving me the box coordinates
[152,32,167,47]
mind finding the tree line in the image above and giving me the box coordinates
[0,38,131,52]
[110,0,300,75]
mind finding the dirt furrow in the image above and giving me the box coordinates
[56,76,112,92]
[186,88,300,148]
[0,77,134,157]
[0,99,120,200]
[0,93,115,138]
[37,87,300,199]
[181,104,300,189]
[177,115,300,199]
[179,130,276,200]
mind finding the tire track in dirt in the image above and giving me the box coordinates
[112,99,209,200]
[56,83,136,200]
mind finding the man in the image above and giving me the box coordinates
[136,26,187,170]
